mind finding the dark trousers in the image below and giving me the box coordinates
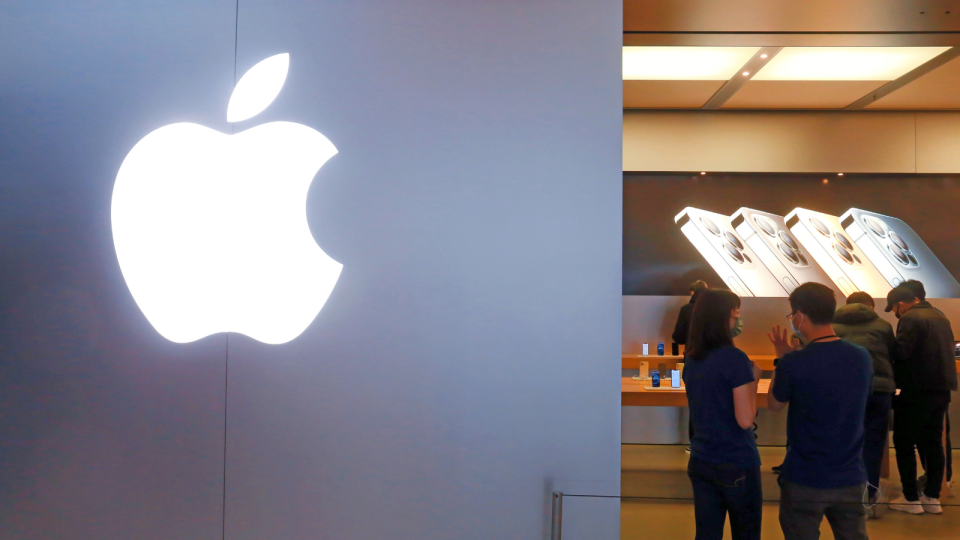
[779,480,867,540]
[893,393,950,500]
[950,413,954,482]
[920,412,952,482]
[862,392,892,498]
[687,456,762,540]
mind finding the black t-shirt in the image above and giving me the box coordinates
[683,345,760,469]
[772,339,873,489]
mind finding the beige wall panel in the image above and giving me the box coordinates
[868,56,960,109]
[624,0,960,33]
[623,80,724,109]
[623,110,916,173]
[916,112,960,172]
[722,81,885,109]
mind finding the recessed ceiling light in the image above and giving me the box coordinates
[752,47,950,81]
[742,72,750,76]
[838,172,844,176]
[700,172,706,175]
[760,54,768,59]
[623,46,760,80]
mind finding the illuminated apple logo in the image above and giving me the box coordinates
[112,53,342,344]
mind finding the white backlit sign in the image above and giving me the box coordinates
[112,54,342,344]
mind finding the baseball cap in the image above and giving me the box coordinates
[884,286,917,312]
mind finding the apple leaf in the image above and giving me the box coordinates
[227,53,290,123]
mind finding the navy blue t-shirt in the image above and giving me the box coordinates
[772,339,873,489]
[683,346,760,469]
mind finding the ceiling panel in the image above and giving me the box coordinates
[623,80,725,108]
[867,55,960,109]
[721,81,886,109]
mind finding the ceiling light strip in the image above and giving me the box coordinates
[702,47,782,109]
[623,46,760,80]
[844,47,959,109]
[752,47,950,81]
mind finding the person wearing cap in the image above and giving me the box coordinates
[896,280,954,501]
[833,291,897,517]
[885,285,958,515]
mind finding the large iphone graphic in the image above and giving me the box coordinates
[785,208,890,297]
[841,209,960,298]
[675,207,788,297]
[731,208,843,297]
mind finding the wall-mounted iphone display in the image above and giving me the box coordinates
[675,207,788,297]
[731,208,843,298]
[785,208,890,297]
[841,209,960,298]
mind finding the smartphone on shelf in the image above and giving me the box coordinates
[785,208,890,297]
[841,208,960,298]
[675,207,788,297]
[731,207,843,298]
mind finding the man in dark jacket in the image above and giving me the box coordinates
[672,280,708,346]
[833,291,897,513]
[900,280,954,497]
[886,285,958,515]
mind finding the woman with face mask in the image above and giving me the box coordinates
[682,289,763,540]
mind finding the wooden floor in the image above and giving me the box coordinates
[621,444,959,540]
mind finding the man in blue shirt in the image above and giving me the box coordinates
[767,282,873,540]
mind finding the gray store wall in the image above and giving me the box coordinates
[0,2,622,539]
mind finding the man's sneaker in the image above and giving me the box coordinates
[890,496,924,515]
[920,495,942,514]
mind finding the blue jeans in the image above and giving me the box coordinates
[687,456,762,540]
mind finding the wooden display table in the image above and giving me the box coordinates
[623,355,960,374]
[622,354,777,371]
[621,377,771,407]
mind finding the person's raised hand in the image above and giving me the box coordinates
[767,324,795,359]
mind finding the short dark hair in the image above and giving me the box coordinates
[845,291,874,308]
[689,280,708,293]
[685,289,741,361]
[789,282,837,325]
[901,279,926,301]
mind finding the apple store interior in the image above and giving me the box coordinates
[3,2,960,540]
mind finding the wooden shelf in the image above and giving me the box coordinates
[622,378,771,407]
[622,354,777,371]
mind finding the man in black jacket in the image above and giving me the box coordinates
[900,280,954,498]
[886,285,958,515]
[672,280,708,347]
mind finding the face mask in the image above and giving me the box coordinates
[894,304,902,320]
[731,316,743,338]
[789,312,804,340]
